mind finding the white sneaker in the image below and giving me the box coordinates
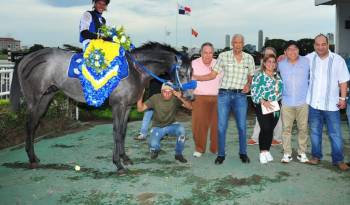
[265,152,273,162]
[297,153,309,163]
[193,151,202,158]
[259,153,268,164]
[281,154,293,163]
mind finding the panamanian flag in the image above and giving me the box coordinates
[178,5,191,15]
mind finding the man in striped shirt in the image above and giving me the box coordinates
[193,34,255,164]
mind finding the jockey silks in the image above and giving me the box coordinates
[79,10,106,48]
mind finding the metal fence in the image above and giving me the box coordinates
[0,63,14,99]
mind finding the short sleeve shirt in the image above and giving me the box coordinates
[306,51,350,111]
[213,50,255,89]
[145,94,181,127]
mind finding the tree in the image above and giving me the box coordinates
[297,38,314,56]
[29,44,44,53]
[264,39,287,56]
[181,46,189,54]
[1,49,8,54]
[63,44,82,53]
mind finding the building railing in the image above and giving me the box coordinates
[0,64,14,99]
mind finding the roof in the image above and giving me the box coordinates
[0,38,20,42]
[315,0,335,5]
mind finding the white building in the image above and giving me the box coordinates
[315,0,350,57]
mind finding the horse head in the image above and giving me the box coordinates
[169,53,195,101]
[131,42,196,100]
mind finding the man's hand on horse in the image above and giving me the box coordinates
[172,90,182,98]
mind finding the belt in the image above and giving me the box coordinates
[219,88,243,93]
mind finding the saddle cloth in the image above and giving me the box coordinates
[68,40,129,107]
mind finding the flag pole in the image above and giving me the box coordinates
[176,2,178,48]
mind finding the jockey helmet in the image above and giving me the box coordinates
[92,0,110,5]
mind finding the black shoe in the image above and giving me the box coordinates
[150,150,159,159]
[346,162,350,167]
[215,156,225,165]
[175,155,187,163]
[239,154,250,163]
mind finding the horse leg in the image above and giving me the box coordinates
[26,93,55,168]
[111,105,127,174]
[119,107,133,165]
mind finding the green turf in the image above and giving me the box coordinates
[0,117,349,205]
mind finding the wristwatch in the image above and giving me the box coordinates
[339,97,346,101]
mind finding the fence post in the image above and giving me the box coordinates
[75,106,79,120]
[7,45,11,62]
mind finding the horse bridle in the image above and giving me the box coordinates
[169,55,197,91]
[127,52,196,91]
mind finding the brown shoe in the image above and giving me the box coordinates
[247,138,258,145]
[271,139,282,146]
[307,158,320,165]
[338,163,349,171]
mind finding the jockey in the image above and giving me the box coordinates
[79,0,110,50]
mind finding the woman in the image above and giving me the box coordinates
[248,47,283,146]
[79,0,110,50]
[251,54,283,164]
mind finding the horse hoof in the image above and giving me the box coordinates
[117,168,127,176]
[29,162,39,169]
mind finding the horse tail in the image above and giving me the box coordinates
[10,61,22,112]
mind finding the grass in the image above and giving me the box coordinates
[0,54,7,60]
[82,105,143,121]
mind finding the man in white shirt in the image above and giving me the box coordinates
[306,34,349,171]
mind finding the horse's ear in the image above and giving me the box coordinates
[174,55,182,65]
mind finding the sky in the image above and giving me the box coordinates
[0,0,335,49]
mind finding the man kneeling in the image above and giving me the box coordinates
[137,83,192,163]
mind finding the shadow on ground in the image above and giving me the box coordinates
[0,116,349,205]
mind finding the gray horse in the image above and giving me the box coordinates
[10,42,194,174]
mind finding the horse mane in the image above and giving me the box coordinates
[133,42,180,55]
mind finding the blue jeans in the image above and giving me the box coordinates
[140,109,154,136]
[309,106,344,164]
[217,90,248,157]
[149,122,186,155]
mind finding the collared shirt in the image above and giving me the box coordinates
[192,57,221,95]
[213,50,255,89]
[306,51,350,111]
[278,56,310,107]
[346,58,350,105]
[251,71,283,104]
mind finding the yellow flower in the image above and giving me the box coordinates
[120,36,126,43]
[84,39,121,65]
[112,36,119,43]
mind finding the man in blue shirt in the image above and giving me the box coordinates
[278,41,310,163]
